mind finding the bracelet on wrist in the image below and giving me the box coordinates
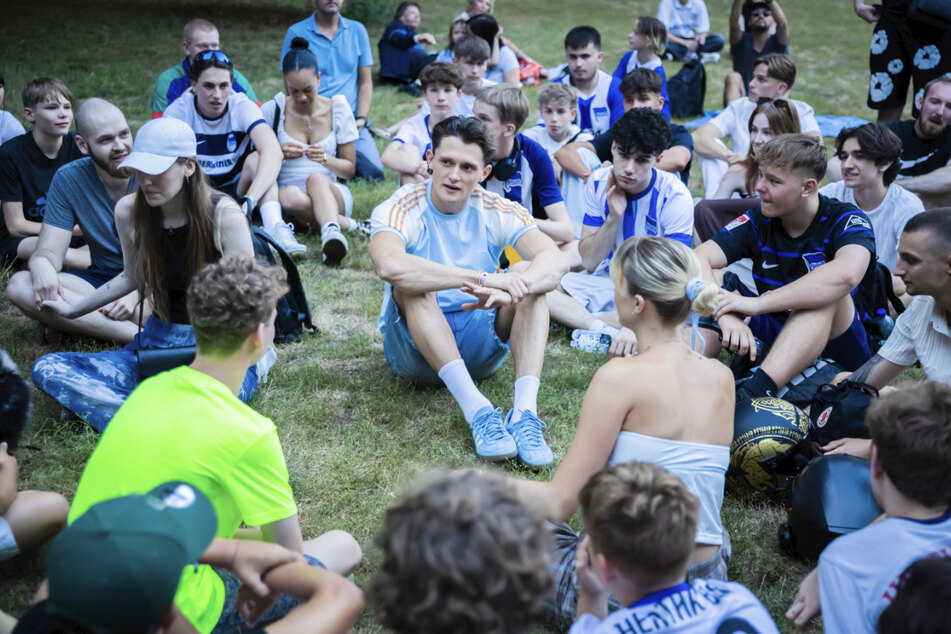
[478,270,487,286]
[355,115,368,123]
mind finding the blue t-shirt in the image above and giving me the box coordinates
[612,52,672,120]
[43,157,135,272]
[553,70,624,133]
[481,133,564,217]
[281,15,373,114]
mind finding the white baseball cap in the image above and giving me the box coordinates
[119,117,197,175]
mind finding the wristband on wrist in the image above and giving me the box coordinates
[355,115,368,124]
[478,270,487,286]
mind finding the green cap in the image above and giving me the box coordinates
[46,482,217,632]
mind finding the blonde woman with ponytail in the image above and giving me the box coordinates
[506,236,736,626]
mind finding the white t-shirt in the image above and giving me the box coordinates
[370,181,536,312]
[164,91,265,188]
[568,579,779,634]
[709,97,820,156]
[420,78,496,118]
[523,123,592,158]
[818,181,924,270]
[393,112,434,159]
[582,165,694,274]
[0,111,25,147]
[656,0,711,39]
[552,70,624,134]
[485,45,519,84]
[878,295,951,383]
[818,511,951,634]
[259,93,358,188]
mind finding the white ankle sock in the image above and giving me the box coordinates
[438,359,492,422]
[260,201,284,229]
[512,375,540,421]
[590,319,619,337]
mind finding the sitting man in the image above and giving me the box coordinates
[693,52,819,196]
[820,123,923,272]
[656,0,725,63]
[474,84,576,248]
[695,134,878,401]
[0,77,84,266]
[551,26,624,134]
[151,18,258,119]
[383,63,463,185]
[549,108,694,357]
[369,116,568,467]
[570,461,779,633]
[368,471,553,634]
[6,98,141,344]
[786,381,951,634]
[163,49,302,255]
[15,482,363,634]
[884,77,951,209]
[67,256,362,634]
[725,0,789,103]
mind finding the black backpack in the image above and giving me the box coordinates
[860,262,905,353]
[668,58,706,118]
[251,226,317,343]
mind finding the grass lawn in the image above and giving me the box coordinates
[0,1,912,631]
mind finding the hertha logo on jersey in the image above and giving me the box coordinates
[802,251,826,271]
[226,133,237,153]
[725,214,750,231]
[844,215,872,231]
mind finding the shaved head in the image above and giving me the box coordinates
[74,98,126,139]
[184,18,217,43]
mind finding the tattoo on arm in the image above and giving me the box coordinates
[849,354,884,383]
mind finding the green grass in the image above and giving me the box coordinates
[0,1,907,631]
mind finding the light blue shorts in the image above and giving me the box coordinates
[381,297,510,386]
[560,269,616,314]
[0,516,20,562]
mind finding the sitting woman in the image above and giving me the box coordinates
[378,1,437,94]
[695,98,801,242]
[261,38,362,265]
[506,236,735,626]
[32,117,260,432]
[467,14,520,86]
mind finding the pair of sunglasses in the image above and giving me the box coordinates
[751,8,772,16]
[194,50,232,65]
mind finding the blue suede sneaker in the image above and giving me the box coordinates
[469,407,517,461]
[505,409,554,468]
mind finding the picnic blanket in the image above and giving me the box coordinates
[684,111,870,138]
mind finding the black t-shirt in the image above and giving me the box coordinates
[730,32,789,91]
[885,119,951,179]
[0,131,83,238]
[711,194,878,317]
[589,122,694,185]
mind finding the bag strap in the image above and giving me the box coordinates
[252,227,316,334]
[212,193,226,255]
[272,100,281,134]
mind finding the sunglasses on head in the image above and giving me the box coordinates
[757,96,792,113]
[194,50,232,65]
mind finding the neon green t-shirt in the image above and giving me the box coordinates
[69,366,298,634]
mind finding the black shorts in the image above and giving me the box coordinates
[63,267,119,289]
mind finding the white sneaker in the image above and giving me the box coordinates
[701,52,721,64]
[256,343,278,384]
[321,223,348,264]
[269,222,307,257]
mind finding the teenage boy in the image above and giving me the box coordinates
[0,77,84,266]
[571,461,779,633]
[820,123,924,270]
[726,0,789,103]
[15,482,363,634]
[383,63,463,185]
[67,256,362,634]
[552,26,624,134]
[786,381,951,633]
[151,18,258,118]
[369,470,553,634]
[549,108,694,357]
[7,99,141,344]
[524,83,590,182]
[164,49,304,256]
[369,116,568,467]
[282,0,384,181]
[474,84,575,246]
[695,134,878,401]
[656,0,725,63]
[556,68,694,187]
[416,35,496,120]
[693,53,820,196]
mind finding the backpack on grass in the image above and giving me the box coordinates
[252,226,317,343]
[668,58,706,118]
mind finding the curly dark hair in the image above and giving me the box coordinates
[368,471,553,634]
[610,107,670,158]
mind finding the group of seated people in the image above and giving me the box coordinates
[1,0,951,632]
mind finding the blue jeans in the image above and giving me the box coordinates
[354,126,384,181]
[32,316,258,432]
[666,32,725,60]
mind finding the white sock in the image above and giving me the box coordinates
[512,375,540,421]
[260,201,284,230]
[438,359,492,422]
[590,319,619,338]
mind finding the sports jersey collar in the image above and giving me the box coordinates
[192,93,229,122]
[181,57,191,74]
[424,179,473,218]
[624,168,657,201]
[628,582,691,609]
[307,13,350,39]
[896,509,951,525]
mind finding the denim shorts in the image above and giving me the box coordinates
[381,296,510,386]
[0,517,19,562]
[211,554,325,633]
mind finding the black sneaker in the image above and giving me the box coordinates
[398,82,422,97]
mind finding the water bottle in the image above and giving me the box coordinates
[570,329,612,354]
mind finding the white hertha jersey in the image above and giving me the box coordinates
[553,69,624,133]
[568,580,780,634]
